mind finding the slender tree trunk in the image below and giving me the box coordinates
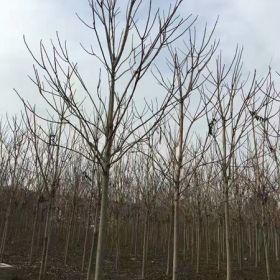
[248,223,252,259]
[183,217,187,261]
[206,214,210,266]
[82,200,92,272]
[217,218,221,272]
[196,217,200,273]
[39,195,53,280]
[191,218,195,265]
[166,206,173,276]
[29,199,40,264]
[64,195,76,265]
[0,196,12,262]
[94,55,115,279]
[172,190,179,280]
[115,213,120,271]
[141,210,149,279]
[238,214,243,271]
[262,203,271,280]
[87,206,99,280]
[133,213,139,256]
[224,188,231,280]
[275,227,279,262]
[255,221,259,268]
[36,209,43,250]
[94,168,109,280]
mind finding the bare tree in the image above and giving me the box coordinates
[17,1,192,278]
[203,49,257,280]
[151,23,217,280]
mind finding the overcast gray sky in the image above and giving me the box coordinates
[1,0,279,116]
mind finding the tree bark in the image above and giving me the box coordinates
[262,203,271,280]
[172,193,179,280]
[224,188,231,280]
[87,206,99,280]
[141,210,149,279]
[29,198,40,264]
[0,197,12,262]
[166,206,173,276]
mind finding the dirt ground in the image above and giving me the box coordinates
[4,238,280,280]
[8,253,280,280]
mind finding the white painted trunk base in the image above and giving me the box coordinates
[0,263,16,280]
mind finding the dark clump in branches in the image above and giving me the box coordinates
[249,110,268,123]
[208,118,216,136]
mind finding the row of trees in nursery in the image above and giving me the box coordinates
[1,1,280,280]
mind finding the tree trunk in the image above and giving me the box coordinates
[38,195,53,280]
[82,200,92,272]
[262,203,271,280]
[238,214,243,271]
[275,227,279,262]
[141,210,149,279]
[133,213,139,256]
[217,218,221,272]
[64,195,76,265]
[183,217,187,261]
[166,206,173,276]
[115,213,120,271]
[172,191,179,280]
[196,217,200,273]
[0,197,12,262]
[29,199,40,264]
[255,221,259,268]
[206,215,210,266]
[87,206,99,280]
[224,189,231,280]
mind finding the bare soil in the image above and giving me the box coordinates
[7,248,280,280]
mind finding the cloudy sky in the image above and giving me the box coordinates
[0,0,279,116]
